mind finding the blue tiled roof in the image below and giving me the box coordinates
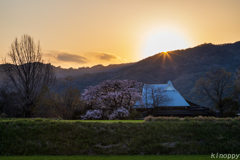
[134,80,190,108]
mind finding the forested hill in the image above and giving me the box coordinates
[70,41,240,102]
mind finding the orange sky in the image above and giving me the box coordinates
[1,0,240,68]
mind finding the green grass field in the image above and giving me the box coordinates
[1,118,240,156]
[0,155,213,160]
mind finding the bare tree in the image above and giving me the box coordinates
[36,77,84,119]
[142,85,172,109]
[215,97,239,117]
[53,77,83,120]
[233,67,240,103]
[195,67,232,115]
[2,35,55,117]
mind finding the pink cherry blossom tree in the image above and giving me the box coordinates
[81,79,143,120]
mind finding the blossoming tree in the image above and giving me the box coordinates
[81,79,143,120]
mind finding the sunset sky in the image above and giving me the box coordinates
[1,0,240,68]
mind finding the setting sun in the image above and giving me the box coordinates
[141,28,191,59]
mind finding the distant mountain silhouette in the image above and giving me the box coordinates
[53,63,134,78]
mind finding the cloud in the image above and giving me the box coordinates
[85,52,122,62]
[43,50,127,68]
[57,53,88,63]
[97,53,117,61]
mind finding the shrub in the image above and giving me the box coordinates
[144,115,240,122]
[0,113,7,118]
[144,116,181,121]
[129,109,143,120]
[144,115,155,121]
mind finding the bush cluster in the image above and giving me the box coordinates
[144,115,240,122]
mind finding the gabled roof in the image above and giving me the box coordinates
[164,80,177,91]
[134,80,190,108]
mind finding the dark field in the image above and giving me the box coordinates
[0,118,240,155]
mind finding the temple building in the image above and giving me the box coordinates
[133,80,209,117]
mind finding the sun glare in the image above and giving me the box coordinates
[141,28,190,59]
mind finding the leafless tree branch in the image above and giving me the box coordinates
[2,35,56,117]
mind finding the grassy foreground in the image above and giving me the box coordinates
[0,119,144,123]
[0,118,240,155]
[0,155,213,160]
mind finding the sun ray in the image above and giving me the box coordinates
[156,51,176,67]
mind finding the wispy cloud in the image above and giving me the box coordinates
[43,50,127,68]
[87,52,123,62]
[57,53,88,63]
[97,52,117,61]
